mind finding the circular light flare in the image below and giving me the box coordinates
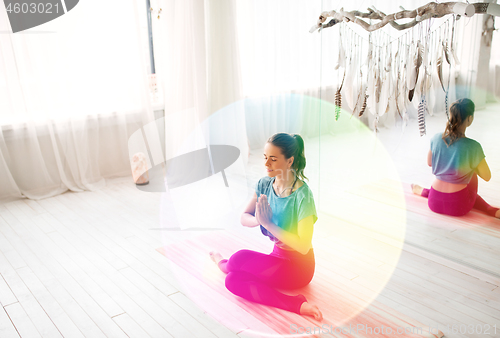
[159,95,406,337]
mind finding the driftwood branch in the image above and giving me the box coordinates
[310,2,496,33]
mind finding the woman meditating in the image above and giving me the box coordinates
[412,98,500,218]
[209,133,322,320]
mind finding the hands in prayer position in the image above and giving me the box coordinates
[255,194,273,228]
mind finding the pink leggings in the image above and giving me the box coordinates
[422,174,499,217]
[218,245,314,314]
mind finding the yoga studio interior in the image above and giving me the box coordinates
[1,0,500,337]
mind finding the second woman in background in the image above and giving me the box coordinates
[412,98,500,218]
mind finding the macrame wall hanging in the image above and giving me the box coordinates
[313,2,499,135]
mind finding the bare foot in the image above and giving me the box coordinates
[209,251,224,265]
[411,183,424,196]
[300,302,323,321]
[496,209,500,219]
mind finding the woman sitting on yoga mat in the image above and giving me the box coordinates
[209,132,322,320]
[412,98,500,218]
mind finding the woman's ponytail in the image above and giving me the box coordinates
[292,134,308,181]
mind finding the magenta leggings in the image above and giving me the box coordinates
[218,245,315,314]
[422,174,499,217]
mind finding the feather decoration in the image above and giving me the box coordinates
[422,37,433,114]
[335,40,346,70]
[380,73,395,115]
[418,96,427,136]
[450,15,460,66]
[396,43,406,118]
[344,50,359,110]
[419,42,430,98]
[395,72,402,118]
[406,43,415,89]
[372,66,380,116]
[425,71,433,93]
[416,40,423,69]
[394,47,400,117]
[414,40,423,89]
[450,21,460,66]
[335,89,342,120]
[402,110,409,133]
[437,56,445,92]
[351,71,365,117]
[419,69,426,95]
[335,71,346,121]
[384,50,392,72]
[401,68,408,114]
[375,71,381,104]
[404,43,411,97]
[403,60,410,109]
[418,70,432,113]
[409,40,422,102]
[443,41,451,65]
[365,41,373,67]
[379,65,391,116]
[422,41,429,68]
[420,67,433,98]
[408,88,416,102]
[451,45,460,66]
[366,60,377,116]
[359,94,368,117]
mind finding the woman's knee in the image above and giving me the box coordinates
[227,249,261,272]
[224,272,237,292]
[225,271,252,293]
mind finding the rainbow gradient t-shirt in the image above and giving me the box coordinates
[255,176,317,244]
[430,132,485,184]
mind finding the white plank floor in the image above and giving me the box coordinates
[1,103,500,337]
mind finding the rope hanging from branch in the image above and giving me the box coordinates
[310,2,500,33]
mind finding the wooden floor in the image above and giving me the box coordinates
[1,104,500,337]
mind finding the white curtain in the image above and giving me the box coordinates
[236,0,331,147]
[152,0,250,230]
[0,0,154,201]
[151,0,247,161]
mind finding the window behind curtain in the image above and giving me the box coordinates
[0,0,152,125]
